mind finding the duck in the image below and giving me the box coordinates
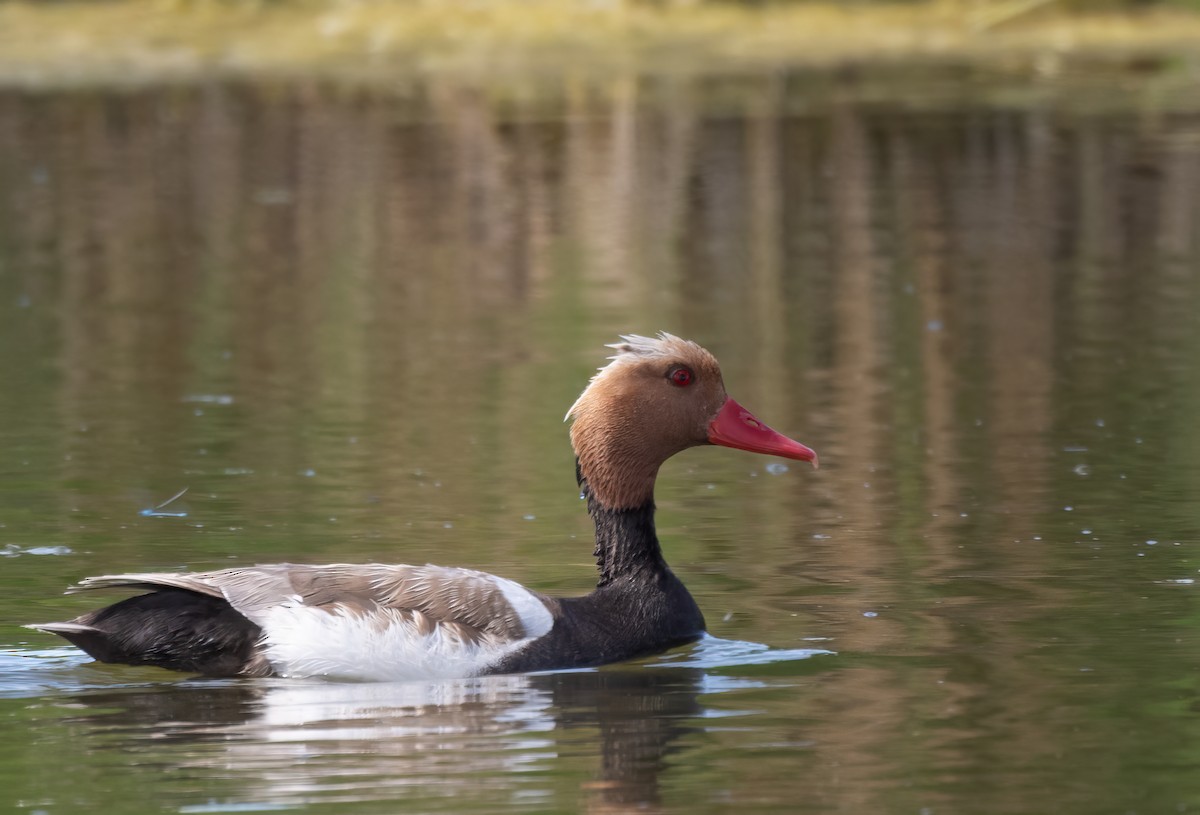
[27,333,817,681]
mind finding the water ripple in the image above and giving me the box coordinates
[649,634,835,669]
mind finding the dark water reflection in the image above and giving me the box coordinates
[68,668,705,813]
[2,71,1200,814]
[2,642,824,814]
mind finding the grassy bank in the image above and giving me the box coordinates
[2,0,1200,88]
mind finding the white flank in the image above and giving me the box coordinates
[259,577,553,682]
[493,577,554,639]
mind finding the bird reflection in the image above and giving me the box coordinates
[57,667,708,812]
[542,669,705,812]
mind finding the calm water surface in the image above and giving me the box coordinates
[2,69,1200,814]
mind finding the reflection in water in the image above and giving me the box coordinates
[56,667,713,813]
[4,638,826,813]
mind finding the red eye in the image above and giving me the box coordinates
[669,366,694,387]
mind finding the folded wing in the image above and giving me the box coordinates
[34,564,556,680]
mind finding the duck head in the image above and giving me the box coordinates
[567,333,817,510]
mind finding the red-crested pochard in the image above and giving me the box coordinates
[28,334,816,680]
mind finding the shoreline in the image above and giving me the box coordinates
[2,1,1200,90]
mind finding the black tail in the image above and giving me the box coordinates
[29,589,269,677]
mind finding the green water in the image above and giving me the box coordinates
[2,70,1200,814]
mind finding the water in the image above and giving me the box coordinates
[2,69,1200,814]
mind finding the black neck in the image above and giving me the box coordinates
[578,460,666,587]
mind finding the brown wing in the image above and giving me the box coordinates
[72,563,553,644]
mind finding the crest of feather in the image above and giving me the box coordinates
[565,333,702,421]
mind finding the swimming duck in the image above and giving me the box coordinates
[28,334,817,680]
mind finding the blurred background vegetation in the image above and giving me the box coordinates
[2,0,1200,89]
